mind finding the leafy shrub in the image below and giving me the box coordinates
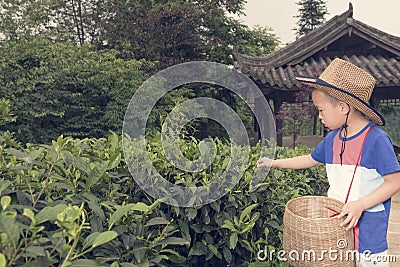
[379,104,400,145]
[0,133,327,266]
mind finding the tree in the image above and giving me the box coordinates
[100,0,279,66]
[0,0,110,45]
[0,0,55,42]
[0,1,280,143]
[294,0,328,37]
[236,25,280,57]
[51,0,107,45]
[0,0,280,66]
[0,38,149,143]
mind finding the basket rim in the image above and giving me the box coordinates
[285,195,345,222]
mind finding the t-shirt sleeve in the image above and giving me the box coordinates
[372,133,400,176]
[311,130,337,164]
[311,136,327,163]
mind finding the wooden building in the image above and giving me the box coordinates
[234,3,400,146]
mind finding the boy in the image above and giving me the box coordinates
[257,58,400,266]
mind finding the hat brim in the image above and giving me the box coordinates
[295,76,385,126]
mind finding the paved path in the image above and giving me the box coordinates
[388,191,400,266]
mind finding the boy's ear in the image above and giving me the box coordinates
[338,102,350,114]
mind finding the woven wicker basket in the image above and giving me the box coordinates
[283,196,355,267]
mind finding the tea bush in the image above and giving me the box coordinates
[0,133,327,266]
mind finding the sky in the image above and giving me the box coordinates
[238,0,400,44]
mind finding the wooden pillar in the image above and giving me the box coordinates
[247,89,257,146]
[251,90,277,146]
[273,92,284,146]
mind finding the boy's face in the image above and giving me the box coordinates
[311,90,347,130]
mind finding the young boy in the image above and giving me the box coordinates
[257,58,400,266]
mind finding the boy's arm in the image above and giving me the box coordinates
[257,154,319,169]
[339,171,400,230]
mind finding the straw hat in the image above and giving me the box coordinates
[295,58,385,126]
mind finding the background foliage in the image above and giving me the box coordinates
[0,0,279,66]
[0,39,149,144]
[379,104,400,145]
[0,0,280,145]
[294,0,328,37]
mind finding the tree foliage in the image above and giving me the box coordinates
[236,25,281,57]
[0,38,149,143]
[379,104,400,145]
[97,0,279,65]
[294,0,328,37]
[277,91,317,148]
[0,0,280,66]
[0,0,280,143]
[0,0,108,45]
[0,98,15,127]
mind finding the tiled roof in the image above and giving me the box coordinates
[234,4,400,90]
[236,55,400,90]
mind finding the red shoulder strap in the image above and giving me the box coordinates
[344,126,376,204]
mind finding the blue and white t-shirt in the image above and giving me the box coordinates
[311,121,400,254]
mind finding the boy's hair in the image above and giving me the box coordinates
[313,88,367,118]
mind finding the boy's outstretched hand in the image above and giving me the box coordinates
[257,157,274,168]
